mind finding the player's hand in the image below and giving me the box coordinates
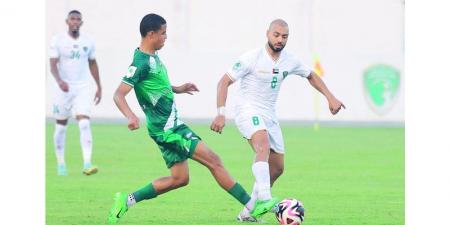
[57,80,69,92]
[329,97,346,115]
[94,88,102,105]
[210,115,225,134]
[127,115,140,131]
[177,83,199,95]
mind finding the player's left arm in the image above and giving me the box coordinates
[307,71,346,115]
[89,59,102,105]
[171,83,199,95]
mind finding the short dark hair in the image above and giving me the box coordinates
[68,10,81,16]
[140,13,166,37]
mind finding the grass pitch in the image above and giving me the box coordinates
[46,123,404,225]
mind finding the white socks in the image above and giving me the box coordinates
[127,194,136,207]
[78,119,93,168]
[243,183,258,214]
[242,163,272,214]
[252,161,272,200]
[54,124,67,165]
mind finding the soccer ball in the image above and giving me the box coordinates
[275,198,305,225]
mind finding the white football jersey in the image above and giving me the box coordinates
[49,33,96,85]
[227,46,312,119]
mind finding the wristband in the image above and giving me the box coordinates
[217,106,226,116]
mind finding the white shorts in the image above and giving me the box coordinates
[234,112,285,154]
[52,83,94,120]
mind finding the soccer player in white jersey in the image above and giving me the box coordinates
[49,10,102,176]
[210,19,345,222]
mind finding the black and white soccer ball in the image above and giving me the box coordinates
[275,198,305,225]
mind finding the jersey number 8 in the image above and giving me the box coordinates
[271,76,278,89]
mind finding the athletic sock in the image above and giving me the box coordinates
[133,183,158,203]
[54,123,67,166]
[227,183,251,206]
[78,119,92,168]
[126,194,137,207]
[241,182,258,213]
[252,161,272,200]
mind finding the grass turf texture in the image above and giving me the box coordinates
[46,123,404,225]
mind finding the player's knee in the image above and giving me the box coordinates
[253,139,270,154]
[78,119,91,130]
[171,175,189,188]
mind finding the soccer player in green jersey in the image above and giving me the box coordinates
[107,13,279,224]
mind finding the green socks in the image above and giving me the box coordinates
[132,182,250,206]
[227,183,251,205]
[133,183,158,202]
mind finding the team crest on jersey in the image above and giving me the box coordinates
[232,61,241,71]
[283,71,288,78]
[126,66,137,78]
[363,64,401,115]
[83,46,88,52]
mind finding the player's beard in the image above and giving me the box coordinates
[70,27,80,37]
[268,41,284,52]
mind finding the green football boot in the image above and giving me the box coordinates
[108,192,128,224]
[250,197,280,218]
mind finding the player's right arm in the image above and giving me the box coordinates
[49,35,68,92]
[113,83,140,130]
[49,58,68,92]
[210,52,253,134]
[210,74,234,134]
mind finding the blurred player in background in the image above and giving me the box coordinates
[49,10,102,176]
[210,19,345,222]
[108,13,278,224]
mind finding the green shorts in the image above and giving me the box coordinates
[150,124,202,168]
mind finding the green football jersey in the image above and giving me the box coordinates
[122,48,181,136]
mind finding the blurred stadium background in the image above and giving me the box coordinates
[46,0,404,124]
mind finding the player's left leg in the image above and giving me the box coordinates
[268,150,284,187]
[267,120,285,187]
[73,86,97,175]
[192,141,250,201]
[76,114,97,175]
[192,141,277,218]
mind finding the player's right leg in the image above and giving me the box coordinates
[247,130,280,217]
[53,87,71,176]
[239,150,283,220]
[236,114,273,199]
[54,119,68,176]
[108,161,189,224]
[234,114,280,220]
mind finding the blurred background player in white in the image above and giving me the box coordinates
[210,19,345,222]
[49,10,102,176]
